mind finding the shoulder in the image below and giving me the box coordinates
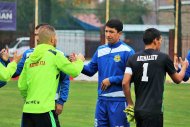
[96,44,110,57]
[114,41,135,54]
[46,49,64,56]
[23,48,34,58]
[0,58,6,65]
[48,49,57,55]
[96,44,109,54]
[129,51,141,60]
[110,41,135,56]
[149,51,171,63]
[97,44,108,50]
[24,48,34,54]
[157,51,169,59]
[51,49,65,57]
[119,41,135,53]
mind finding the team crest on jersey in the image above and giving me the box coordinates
[114,54,121,62]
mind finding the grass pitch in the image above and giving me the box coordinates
[0,80,190,127]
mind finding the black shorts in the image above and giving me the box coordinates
[22,110,59,127]
[135,112,163,127]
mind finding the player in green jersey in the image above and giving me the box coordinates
[18,25,85,127]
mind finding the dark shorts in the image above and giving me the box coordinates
[21,110,59,127]
[135,112,163,127]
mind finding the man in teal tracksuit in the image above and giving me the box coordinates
[18,25,85,127]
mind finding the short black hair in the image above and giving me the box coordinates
[143,28,161,45]
[0,45,5,51]
[35,23,49,30]
[105,19,123,32]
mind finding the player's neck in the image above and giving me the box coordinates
[145,44,157,50]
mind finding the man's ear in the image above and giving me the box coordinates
[153,38,157,45]
[50,37,54,45]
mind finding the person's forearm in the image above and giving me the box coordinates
[172,66,187,84]
[109,75,123,85]
[123,83,134,106]
[178,66,187,82]
[0,61,17,81]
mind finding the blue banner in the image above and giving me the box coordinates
[0,2,16,31]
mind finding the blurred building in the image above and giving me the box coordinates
[158,1,190,57]
[123,24,174,54]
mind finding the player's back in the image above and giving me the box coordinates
[128,49,174,115]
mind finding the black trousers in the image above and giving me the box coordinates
[22,110,60,127]
[135,112,163,127]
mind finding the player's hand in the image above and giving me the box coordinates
[55,103,63,115]
[76,53,85,62]
[0,48,9,61]
[179,57,189,69]
[174,56,179,70]
[124,105,135,123]
[69,53,77,62]
[12,51,22,63]
[101,78,111,91]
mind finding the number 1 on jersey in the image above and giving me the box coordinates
[142,63,149,82]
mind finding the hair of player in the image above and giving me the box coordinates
[35,23,49,30]
[143,28,161,45]
[37,25,56,45]
[105,19,123,32]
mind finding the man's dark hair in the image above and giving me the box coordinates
[0,45,5,51]
[105,19,123,32]
[143,28,161,45]
[35,23,49,30]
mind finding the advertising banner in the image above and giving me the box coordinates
[0,2,16,31]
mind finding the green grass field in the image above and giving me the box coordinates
[0,80,190,127]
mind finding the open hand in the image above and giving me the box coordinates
[12,51,22,63]
[0,48,9,61]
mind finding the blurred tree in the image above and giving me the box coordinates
[97,0,151,24]
[16,0,35,33]
[40,0,51,24]
[1,0,151,33]
[50,0,94,29]
[50,0,75,28]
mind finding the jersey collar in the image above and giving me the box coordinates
[108,40,122,48]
